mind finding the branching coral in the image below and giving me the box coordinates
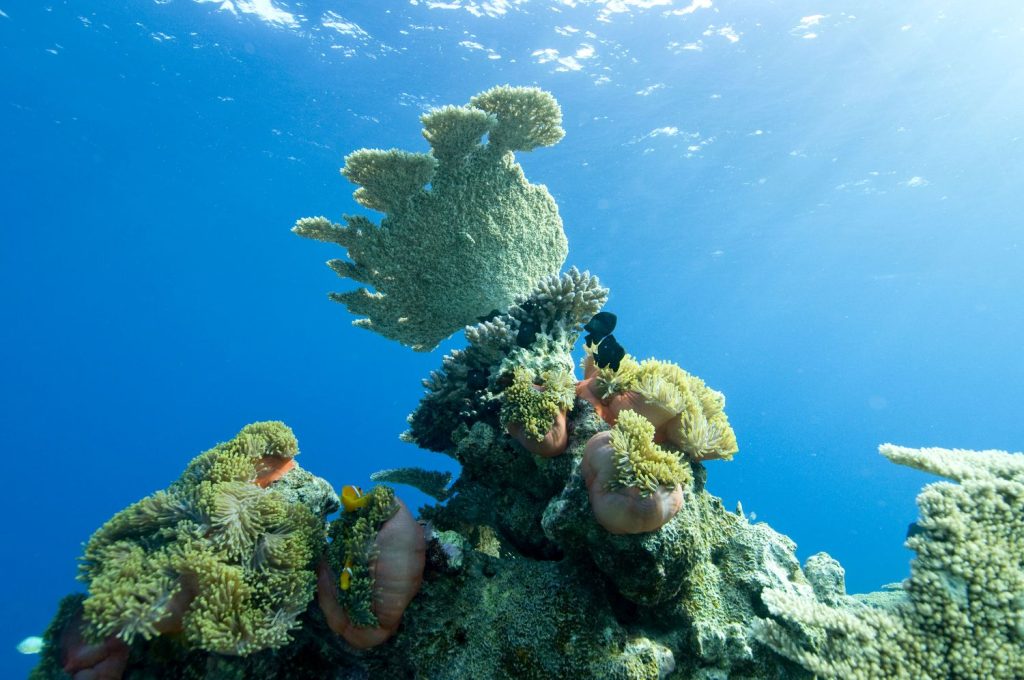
[405,267,608,453]
[77,422,337,657]
[294,85,569,351]
[371,467,454,502]
[753,444,1024,679]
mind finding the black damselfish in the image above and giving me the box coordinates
[594,334,625,371]
[584,311,616,340]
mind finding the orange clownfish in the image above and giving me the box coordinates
[339,557,354,591]
[341,485,371,512]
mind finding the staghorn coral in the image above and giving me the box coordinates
[752,444,1024,680]
[77,422,337,657]
[293,85,569,351]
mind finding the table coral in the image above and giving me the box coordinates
[752,444,1024,679]
[293,85,569,351]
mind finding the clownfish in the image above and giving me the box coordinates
[341,485,371,512]
[339,557,354,590]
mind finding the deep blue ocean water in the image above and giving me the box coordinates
[2,1,1022,675]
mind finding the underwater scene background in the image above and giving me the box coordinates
[2,0,1023,676]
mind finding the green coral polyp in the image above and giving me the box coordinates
[609,410,692,495]
[77,422,329,656]
[327,485,400,628]
[294,85,569,351]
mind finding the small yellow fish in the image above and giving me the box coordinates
[339,557,354,590]
[341,485,371,512]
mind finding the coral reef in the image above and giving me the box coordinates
[753,444,1024,679]
[404,266,607,454]
[33,85,1023,680]
[294,85,569,351]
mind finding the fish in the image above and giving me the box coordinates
[584,311,617,340]
[906,522,925,539]
[16,636,43,655]
[516,320,539,348]
[466,368,489,391]
[476,309,501,323]
[341,485,371,512]
[594,334,625,371]
[339,557,355,590]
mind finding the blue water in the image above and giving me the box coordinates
[3,1,1022,675]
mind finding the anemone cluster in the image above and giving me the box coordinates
[581,352,739,462]
[293,85,569,351]
[76,422,337,656]
[404,266,608,454]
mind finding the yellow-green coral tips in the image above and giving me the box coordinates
[593,355,739,462]
[500,367,563,442]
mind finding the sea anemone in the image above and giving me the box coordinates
[321,488,426,648]
[500,366,574,458]
[578,352,738,462]
[581,410,691,534]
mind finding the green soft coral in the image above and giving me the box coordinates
[595,354,739,461]
[294,85,568,351]
[77,422,334,656]
[608,409,692,494]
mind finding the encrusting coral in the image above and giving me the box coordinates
[293,85,569,351]
[75,422,337,658]
[752,444,1024,679]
